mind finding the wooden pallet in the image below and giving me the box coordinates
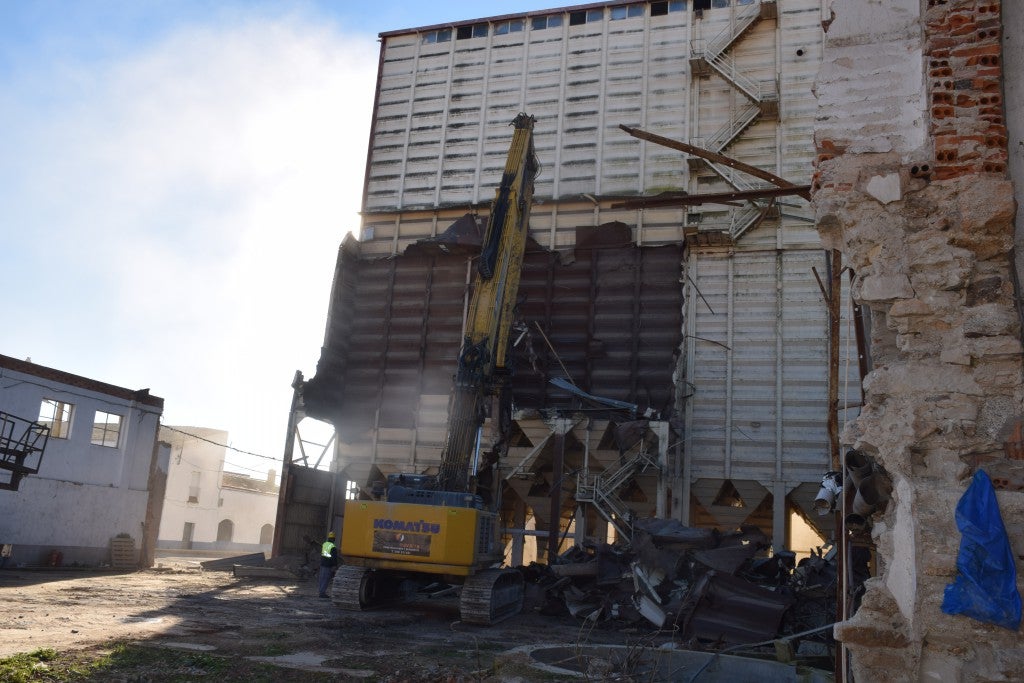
[110,537,136,569]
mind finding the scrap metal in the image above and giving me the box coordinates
[521,517,838,659]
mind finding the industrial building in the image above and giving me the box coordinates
[276,0,851,563]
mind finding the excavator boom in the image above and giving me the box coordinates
[437,113,538,492]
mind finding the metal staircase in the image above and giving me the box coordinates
[688,1,780,240]
[693,102,763,158]
[575,445,660,541]
[0,412,49,491]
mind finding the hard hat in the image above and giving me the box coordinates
[327,531,336,539]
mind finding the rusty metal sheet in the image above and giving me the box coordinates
[680,570,795,645]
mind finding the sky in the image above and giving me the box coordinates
[0,0,546,478]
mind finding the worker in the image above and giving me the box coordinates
[318,531,339,598]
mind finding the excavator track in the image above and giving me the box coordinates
[331,565,377,611]
[459,568,524,625]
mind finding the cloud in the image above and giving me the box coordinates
[1,11,380,469]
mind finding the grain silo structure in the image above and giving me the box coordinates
[274,0,856,562]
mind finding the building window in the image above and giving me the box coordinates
[531,14,563,30]
[457,23,488,40]
[38,399,73,439]
[569,8,603,25]
[188,471,200,504]
[712,0,731,9]
[217,519,234,543]
[260,524,274,545]
[346,480,360,500]
[493,19,524,35]
[651,0,687,15]
[573,8,602,24]
[91,411,122,447]
[610,4,645,20]
[421,28,452,44]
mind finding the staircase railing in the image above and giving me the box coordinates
[700,49,765,102]
[575,446,659,541]
[699,102,763,154]
[705,0,769,58]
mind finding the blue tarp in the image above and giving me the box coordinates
[941,470,1022,630]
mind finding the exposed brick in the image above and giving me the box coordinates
[976,78,1001,93]
[933,164,972,180]
[950,23,978,38]
[984,134,1008,149]
[953,44,1000,60]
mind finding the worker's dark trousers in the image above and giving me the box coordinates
[318,565,335,597]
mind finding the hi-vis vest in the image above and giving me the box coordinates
[321,541,336,558]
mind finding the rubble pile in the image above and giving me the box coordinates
[521,518,837,652]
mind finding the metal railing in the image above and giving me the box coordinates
[0,411,50,491]
[575,446,659,541]
[690,2,777,103]
[700,50,765,102]
[699,101,763,154]
[705,0,769,57]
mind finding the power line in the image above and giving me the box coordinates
[160,424,282,463]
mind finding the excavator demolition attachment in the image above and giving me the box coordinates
[332,113,538,625]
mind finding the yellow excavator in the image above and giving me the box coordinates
[332,113,539,624]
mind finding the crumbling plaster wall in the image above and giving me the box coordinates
[814,0,1024,680]
[1007,0,1024,287]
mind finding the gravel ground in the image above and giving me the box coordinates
[0,556,660,680]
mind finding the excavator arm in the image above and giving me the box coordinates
[337,115,538,623]
[436,113,538,493]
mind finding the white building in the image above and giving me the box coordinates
[0,354,167,567]
[157,426,278,555]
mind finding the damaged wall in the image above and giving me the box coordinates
[813,0,1024,679]
[303,222,684,482]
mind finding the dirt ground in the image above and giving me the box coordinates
[0,556,668,681]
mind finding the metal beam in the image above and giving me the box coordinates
[618,124,810,200]
[611,185,812,209]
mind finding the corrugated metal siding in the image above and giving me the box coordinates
[513,235,683,415]
[684,247,852,487]
[366,2,699,216]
